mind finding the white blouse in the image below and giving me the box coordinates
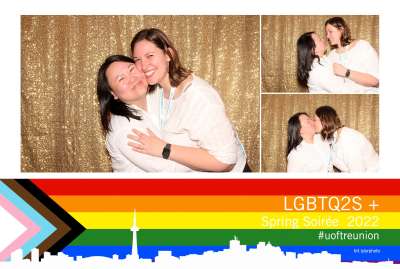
[146,75,247,172]
[287,134,331,172]
[106,105,192,172]
[330,127,379,173]
[308,56,352,93]
[327,40,379,93]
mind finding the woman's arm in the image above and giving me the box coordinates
[128,129,234,172]
[308,61,352,92]
[110,127,186,172]
[332,41,379,88]
[333,63,379,87]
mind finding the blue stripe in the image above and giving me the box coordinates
[0,182,56,257]
[63,246,227,260]
[279,246,400,262]
[62,245,400,262]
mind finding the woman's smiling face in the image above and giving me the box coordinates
[132,39,171,87]
[106,61,148,106]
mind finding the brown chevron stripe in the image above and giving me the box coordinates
[1,179,84,258]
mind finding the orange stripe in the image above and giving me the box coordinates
[50,195,399,212]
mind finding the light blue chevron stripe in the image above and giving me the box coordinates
[0,181,56,257]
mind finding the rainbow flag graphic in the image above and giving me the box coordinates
[1,179,400,263]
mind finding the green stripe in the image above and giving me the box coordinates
[70,229,400,246]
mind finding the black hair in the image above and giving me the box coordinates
[297,32,320,87]
[97,54,142,133]
[286,112,309,157]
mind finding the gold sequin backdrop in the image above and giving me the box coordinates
[261,94,379,172]
[262,15,379,92]
[21,16,260,172]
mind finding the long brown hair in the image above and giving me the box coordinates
[325,17,353,48]
[315,105,343,140]
[130,28,191,92]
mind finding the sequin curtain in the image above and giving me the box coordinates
[261,94,379,172]
[21,16,260,172]
[262,15,379,92]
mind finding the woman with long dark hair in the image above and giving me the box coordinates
[297,32,351,93]
[98,54,193,172]
[286,112,331,172]
[127,28,250,172]
[314,105,379,172]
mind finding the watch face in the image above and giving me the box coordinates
[162,144,171,159]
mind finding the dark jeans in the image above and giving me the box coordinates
[243,162,252,172]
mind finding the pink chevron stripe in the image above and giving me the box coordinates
[0,195,40,260]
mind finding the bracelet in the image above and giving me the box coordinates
[345,69,351,78]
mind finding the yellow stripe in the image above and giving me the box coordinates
[70,212,400,229]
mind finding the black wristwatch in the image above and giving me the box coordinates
[345,69,351,78]
[162,143,171,159]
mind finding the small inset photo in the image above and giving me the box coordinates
[261,15,379,93]
[261,94,379,172]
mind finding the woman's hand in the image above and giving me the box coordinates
[127,128,235,171]
[333,63,378,87]
[333,63,347,77]
[127,128,166,157]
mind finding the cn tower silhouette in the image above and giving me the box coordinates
[131,209,139,258]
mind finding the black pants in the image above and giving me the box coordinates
[243,162,252,172]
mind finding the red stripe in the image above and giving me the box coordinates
[31,179,400,195]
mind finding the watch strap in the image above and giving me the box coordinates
[162,143,171,159]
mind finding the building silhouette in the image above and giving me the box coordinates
[130,209,139,258]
